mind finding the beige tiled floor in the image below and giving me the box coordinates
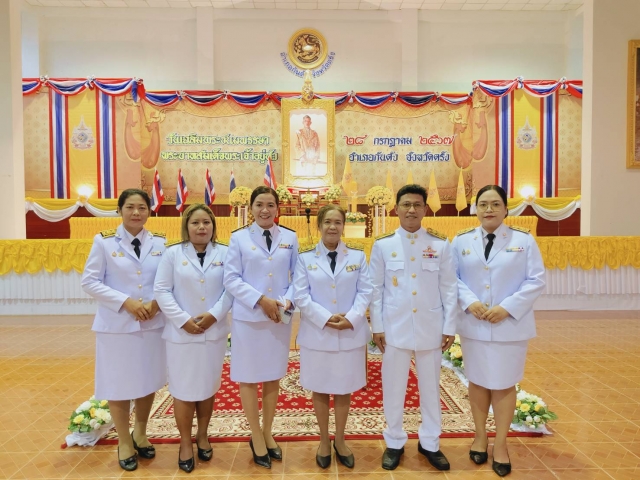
[0,311,638,479]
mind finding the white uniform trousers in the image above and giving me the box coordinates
[382,345,442,451]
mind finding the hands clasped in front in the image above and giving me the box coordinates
[182,312,217,335]
[258,296,293,323]
[467,301,509,324]
[325,313,353,331]
[123,298,160,322]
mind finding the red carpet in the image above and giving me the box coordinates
[99,352,540,444]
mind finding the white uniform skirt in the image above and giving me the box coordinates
[166,338,227,402]
[95,329,166,401]
[460,336,528,390]
[230,319,292,383]
[300,346,366,395]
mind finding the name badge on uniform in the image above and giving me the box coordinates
[423,246,438,259]
[278,243,293,249]
[212,261,224,266]
[506,247,525,253]
[151,251,162,256]
[346,264,361,272]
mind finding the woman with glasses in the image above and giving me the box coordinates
[293,204,372,470]
[451,185,545,477]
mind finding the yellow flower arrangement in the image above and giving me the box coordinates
[442,334,463,368]
[68,396,112,434]
[229,186,253,207]
[301,193,315,206]
[512,384,558,430]
[365,186,394,208]
[324,184,342,202]
[275,185,293,203]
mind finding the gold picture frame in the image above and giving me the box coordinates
[627,40,640,168]
[281,98,335,189]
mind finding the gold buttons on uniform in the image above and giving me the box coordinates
[268,288,272,292]
[252,246,256,250]
[200,279,204,283]
[412,291,417,295]
[484,266,489,270]
[486,285,490,289]
[412,308,417,313]
[410,256,415,261]
[332,300,337,304]
[331,285,335,288]
[138,298,143,302]
[485,302,490,307]
[268,257,272,261]
[410,240,415,245]
[268,273,273,277]
[201,297,205,301]
[412,273,416,278]
[137,270,141,275]
[138,285,142,289]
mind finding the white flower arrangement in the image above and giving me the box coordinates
[66,396,114,447]
[345,211,366,224]
[366,186,393,208]
[301,193,315,206]
[324,184,342,202]
[512,384,558,430]
[275,185,293,203]
[229,186,252,207]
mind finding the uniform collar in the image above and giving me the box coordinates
[397,226,423,240]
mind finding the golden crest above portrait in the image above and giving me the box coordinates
[288,29,328,70]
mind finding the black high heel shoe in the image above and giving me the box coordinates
[267,444,282,461]
[178,455,195,473]
[117,447,138,471]
[196,439,213,462]
[316,446,331,469]
[469,449,489,465]
[333,441,354,469]
[492,456,512,477]
[132,438,156,459]
[249,439,271,469]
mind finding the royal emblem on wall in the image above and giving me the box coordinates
[281,29,335,78]
[71,116,95,150]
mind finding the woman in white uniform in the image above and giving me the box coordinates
[293,204,372,469]
[154,204,232,473]
[451,185,545,477]
[81,189,166,472]
[223,186,298,469]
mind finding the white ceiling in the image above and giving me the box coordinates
[24,0,584,11]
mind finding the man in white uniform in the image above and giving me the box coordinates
[370,184,458,471]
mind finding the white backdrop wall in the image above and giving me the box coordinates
[23,6,579,93]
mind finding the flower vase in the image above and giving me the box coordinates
[374,205,386,236]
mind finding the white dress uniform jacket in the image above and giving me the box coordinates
[451,223,546,342]
[82,224,166,333]
[224,224,298,321]
[369,227,458,351]
[154,241,233,343]
[293,241,373,352]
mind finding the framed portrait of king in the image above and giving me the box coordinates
[282,98,335,188]
[627,40,640,168]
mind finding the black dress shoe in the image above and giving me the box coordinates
[197,443,213,462]
[132,439,156,459]
[418,443,450,471]
[492,457,512,477]
[267,445,282,460]
[178,455,195,473]
[333,441,354,468]
[470,449,489,465]
[249,439,271,469]
[381,447,404,470]
[316,447,331,469]
[117,447,138,471]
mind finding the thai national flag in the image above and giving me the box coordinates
[204,168,215,206]
[229,170,236,213]
[176,168,189,213]
[151,169,164,213]
[263,156,277,189]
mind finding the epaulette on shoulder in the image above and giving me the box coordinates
[346,242,364,251]
[298,244,316,254]
[231,225,249,233]
[374,232,395,241]
[100,229,117,238]
[426,227,447,241]
[216,239,229,247]
[150,230,166,238]
[165,239,183,248]
[456,227,476,237]
[509,225,531,234]
[279,224,296,232]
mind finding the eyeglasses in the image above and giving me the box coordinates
[476,201,505,211]
[398,202,426,211]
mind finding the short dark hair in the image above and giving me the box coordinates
[118,188,150,211]
[250,186,279,207]
[181,204,217,244]
[396,184,427,206]
[476,185,508,206]
[317,204,346,229]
